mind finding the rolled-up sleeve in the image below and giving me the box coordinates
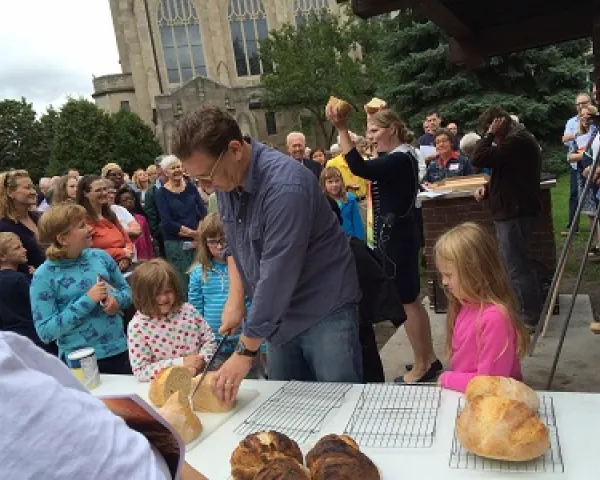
[242,185,312,339]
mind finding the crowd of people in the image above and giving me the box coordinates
[2,88,600,477]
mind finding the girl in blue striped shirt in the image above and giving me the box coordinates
[188,213,265,378]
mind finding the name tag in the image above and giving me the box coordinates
[449,163,460,171]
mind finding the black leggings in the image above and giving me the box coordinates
[97,351,132,374]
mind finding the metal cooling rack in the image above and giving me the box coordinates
[343,383,442,448]
[449,395,564,473]
[234,381,352,443]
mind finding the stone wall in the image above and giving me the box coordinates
[421,187,557,312]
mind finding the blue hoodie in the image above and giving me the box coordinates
[30,248,131,360]
[337,192,365,240]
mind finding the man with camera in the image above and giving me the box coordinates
[471,106,543,329]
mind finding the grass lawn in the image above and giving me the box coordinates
[550,175,600,283]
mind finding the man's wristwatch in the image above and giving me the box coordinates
[235,340,259,357]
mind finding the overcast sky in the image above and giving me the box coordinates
[1,0,120,115]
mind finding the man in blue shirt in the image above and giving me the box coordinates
[562,92,593,235]
[171,106,362,401]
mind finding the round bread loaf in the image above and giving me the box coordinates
[465,376,540,412]
[191,372,236,413]
[306,435,380,480]
[253,457,310,480]
[364,97,387,115]
[230,431,303,480]
[149,366,192,407]
[456,395,550,461]
[327,96,352,117]
[157,390,203,444]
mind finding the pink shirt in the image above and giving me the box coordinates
[127,302,216,381]
[439,303,523,392]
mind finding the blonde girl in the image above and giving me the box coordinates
[30,203,132,373]
[128,258,216,381]
[435,222,530,392]
[320,167,365,240]
[188,214,265,377]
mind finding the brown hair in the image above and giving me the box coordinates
[434,222,529,359]
[189,213,225,281]
[368,109,408,143]
[170,105,243,159]
[0,232,20,262]
[52,175,77,205]
[76,175,119,225]
[319,166,347,201]
[37,204,87,260]
[130,258,184,316]
[433,128,456,145]
[0,170,32,221]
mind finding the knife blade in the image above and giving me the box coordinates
[190,333,229,398]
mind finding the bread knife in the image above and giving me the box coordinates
[190,333,229,398]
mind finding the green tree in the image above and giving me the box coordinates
[48,98,115,176]
[0,98,45,181]
[111,109,162,174]
[39,105,60,166]
[377,12,590,171]
[260,11,385,143]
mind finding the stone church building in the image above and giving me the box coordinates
[93,0,344,151]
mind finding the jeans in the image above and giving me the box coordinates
[266,304,363,382]
[494,217,543,326]
[97,351,132,375]
[568,167,580,230]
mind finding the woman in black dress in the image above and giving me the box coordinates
[326,105,441,383]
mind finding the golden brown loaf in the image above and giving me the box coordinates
[465,376,540,412]
[191,372,236,413]
[327,96,352,117]
[230,431,304,480]
[149,366,192,407]
[456,395,550,461]
[306,434,380,480]
[364,97,387,115]
[157,390,203,444]
[253,457,310,480]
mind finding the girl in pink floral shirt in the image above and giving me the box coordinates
[127,258,216,381]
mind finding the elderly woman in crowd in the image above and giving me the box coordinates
[423,128,473,184]
[77,175,134,272]
[155,155,206,290]
[326,105,441,384]
[51,175,79,205]
[0,170,45,275]
[101,162,144,215]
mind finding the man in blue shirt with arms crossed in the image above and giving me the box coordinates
[171,106,363,403]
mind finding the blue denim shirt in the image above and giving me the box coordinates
[425,153,474,183]
[216,140,361,346]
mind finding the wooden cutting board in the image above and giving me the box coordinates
[428,174,489,192]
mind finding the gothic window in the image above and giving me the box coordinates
[228,0,269,77]
[157,0,207,85]
[293,0,330,26]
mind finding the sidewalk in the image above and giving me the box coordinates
[377,295,599,392]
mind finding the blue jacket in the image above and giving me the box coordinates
[30,248,131,360]
[338,193,365,240]
[188,261,265,354]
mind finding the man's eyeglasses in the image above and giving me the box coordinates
[576,101,590,106]
[206,238,226,247]
[196,150,226,182]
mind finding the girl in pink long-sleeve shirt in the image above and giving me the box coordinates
[434,222,530,392]
[127,258,216,381]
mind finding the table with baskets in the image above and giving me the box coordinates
[96,376,597,479]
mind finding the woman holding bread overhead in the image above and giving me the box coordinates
[127,258,216,381]
[434,222,530,392]
[326,99,441,384]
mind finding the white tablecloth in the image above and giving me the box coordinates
[95,375,598,479]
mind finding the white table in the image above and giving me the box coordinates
[95,375,598,479]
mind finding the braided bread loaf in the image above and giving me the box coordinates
[230,431,303,480]
[306,434,380,480]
